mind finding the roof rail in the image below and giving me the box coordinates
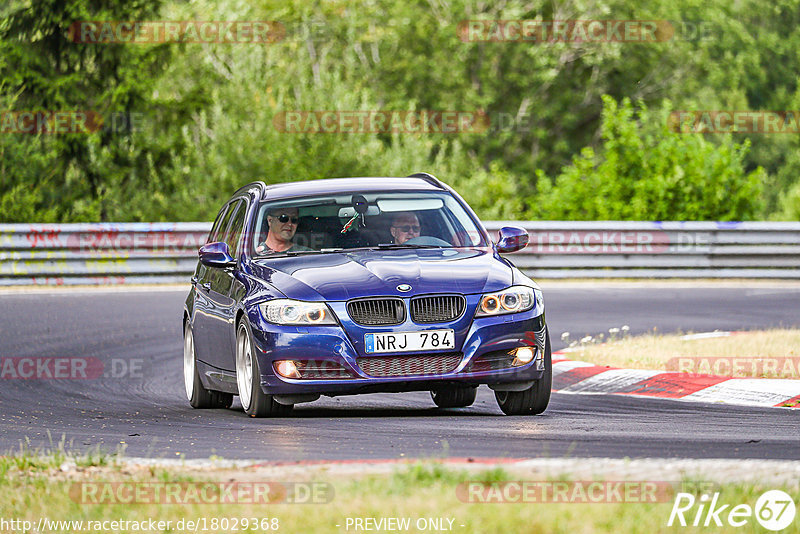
[233,181,268,199]
[406,172,444,188]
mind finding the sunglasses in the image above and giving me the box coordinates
[273,214,299,224]
[393,225,420,233]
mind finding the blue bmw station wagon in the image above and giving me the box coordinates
[183,173,550,417]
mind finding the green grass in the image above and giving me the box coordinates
[561,328,800,378]
[1,454,798,533]
[3,436,119,469]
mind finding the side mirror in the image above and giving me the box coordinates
[199,242,236,268]
[496,226,529,253]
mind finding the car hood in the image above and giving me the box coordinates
[248,248,512,301]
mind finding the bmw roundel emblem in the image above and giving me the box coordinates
[397,284,412,292]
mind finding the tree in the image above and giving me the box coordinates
[0,0,199,221]
[529,96,766,220]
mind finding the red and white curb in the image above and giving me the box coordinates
[552,356,800,408]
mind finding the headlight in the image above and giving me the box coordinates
[475,286,537,317]
[259,299,337,325]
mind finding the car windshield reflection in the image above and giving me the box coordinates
[251,191,487,256]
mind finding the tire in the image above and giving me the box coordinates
[183,322,233,409]
[431,386,477,408]
[236,319,293,418]
[494,328,552,415]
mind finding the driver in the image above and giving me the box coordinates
[390,212,421,244]
[255,207,312,254]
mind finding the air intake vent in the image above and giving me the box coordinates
[410,295,466,324]
[295,361,352,380]
[347,298,405,326]
[464,350,517,373]
[357,353,463,377]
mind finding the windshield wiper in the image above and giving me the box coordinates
[260,248,345,258]
[285,248,346,256]
[262,245,440,257]
[374,243,440,249]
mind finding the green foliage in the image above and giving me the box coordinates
[529,96,765,220]
[1,434,120,473]
[776,181,800,220]
[0,0,198,221]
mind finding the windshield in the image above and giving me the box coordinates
[251,191,488,256]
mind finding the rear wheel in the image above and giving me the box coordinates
[495,329,552,415]
[183,322,233,409]
[236,319,293,418]
[431,386,477,408]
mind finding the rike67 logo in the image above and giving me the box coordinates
[668,490,796,531]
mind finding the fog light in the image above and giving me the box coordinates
[275,360,301,379]
[511,347,535,366]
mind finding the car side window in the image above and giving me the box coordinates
[225,199,248,258]
[207,205,229,244]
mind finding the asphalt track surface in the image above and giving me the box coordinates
[1,285,798,461]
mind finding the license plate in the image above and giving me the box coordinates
[365,329,455,354]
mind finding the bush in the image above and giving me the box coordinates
[527,96,766,221]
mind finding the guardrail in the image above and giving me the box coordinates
[495,221,800,279]
[0,223,209,286]
[0,221,798,285]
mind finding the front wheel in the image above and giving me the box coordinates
[183,322,233,409]
[236,319,293,418]
[495,328,552,415]
[431,386,477,408]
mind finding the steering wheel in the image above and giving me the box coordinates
[403,236,451,247]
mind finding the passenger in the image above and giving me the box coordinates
[255,207,311,253]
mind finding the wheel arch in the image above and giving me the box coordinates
[236,307,247,327]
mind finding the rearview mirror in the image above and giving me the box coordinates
[199,242,236,268]
[496,226,529,253]
[338,205,380,218]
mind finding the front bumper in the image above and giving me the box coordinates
[247,306,547,396]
